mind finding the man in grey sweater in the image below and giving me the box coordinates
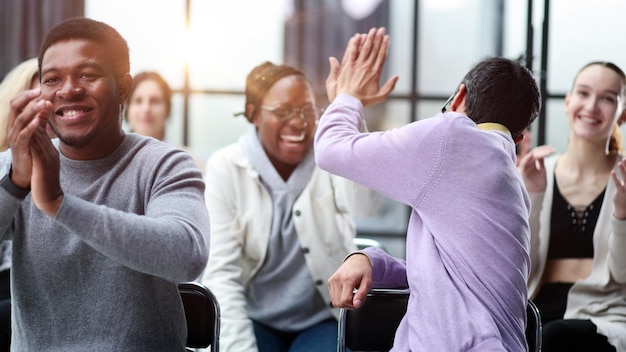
[0,17,210,351]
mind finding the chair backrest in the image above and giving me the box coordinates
[178,282,220,352]
[337,288,409,352]
[526,299,542,352]
[338,289,542,352]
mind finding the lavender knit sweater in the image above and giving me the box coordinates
[315,94,530,351]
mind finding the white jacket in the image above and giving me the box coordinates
[201,142,380,352]
[528,154,626,350]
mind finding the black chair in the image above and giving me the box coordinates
[337,288,542,352]
[178,282,220,352]
[337,288,409,352]
[526,299,542,352]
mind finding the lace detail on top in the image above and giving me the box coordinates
[548,174,604,259]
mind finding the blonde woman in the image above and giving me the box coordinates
[0,57,40,351]
[0,58,39,151]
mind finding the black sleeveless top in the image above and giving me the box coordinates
[536,175,605,322]
[548,174,604,259]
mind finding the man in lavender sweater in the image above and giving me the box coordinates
[315,27,541,351]
[0,18,209,351]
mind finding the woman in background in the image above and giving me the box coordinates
[125,71,171,141]
[125,71,204,171]
[518,61,626,351]
[201,61,380,352]
[0,57,40,352]
[0,58,40,150]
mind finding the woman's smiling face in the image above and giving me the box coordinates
[251,75,318,180]
[126,78,169,140]
[565,64,625,143]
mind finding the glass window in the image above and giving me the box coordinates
[84,0,626,258]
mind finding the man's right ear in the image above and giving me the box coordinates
[118,73,133,103]
[449,84,467,112]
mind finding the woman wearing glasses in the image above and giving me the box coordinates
[201,61,380,352]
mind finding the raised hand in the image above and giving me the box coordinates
[611,159,626,220]
[326,27,398,107]
[7,88,52,189]
[517,145,556,193]
[327,253,373,309]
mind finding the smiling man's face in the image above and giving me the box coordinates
[40,38,130,159]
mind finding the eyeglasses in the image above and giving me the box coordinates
[441,92,455,113]
[441,85,462,113]
[260,105,320,122]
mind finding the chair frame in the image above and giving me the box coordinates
[526,299,542,352]
[178,282,220,352]
[337,288,410,352]
[338,288,542,352]
[353,237,387,252]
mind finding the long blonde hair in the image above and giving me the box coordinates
[0,58,39,151]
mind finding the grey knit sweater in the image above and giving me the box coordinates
[0,134,210,351]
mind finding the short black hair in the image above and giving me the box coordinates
[38,17,130,81]
[461,57,541,140]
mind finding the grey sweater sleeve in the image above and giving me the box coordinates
[0,137,210,282]
[45,139,209,283]
[0,137,209,350]
[0,163,28,242]
[0,184,23,242]
[55,190,208,283]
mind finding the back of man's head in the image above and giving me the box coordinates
[38,17,130,81]
[461,57,541,140]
